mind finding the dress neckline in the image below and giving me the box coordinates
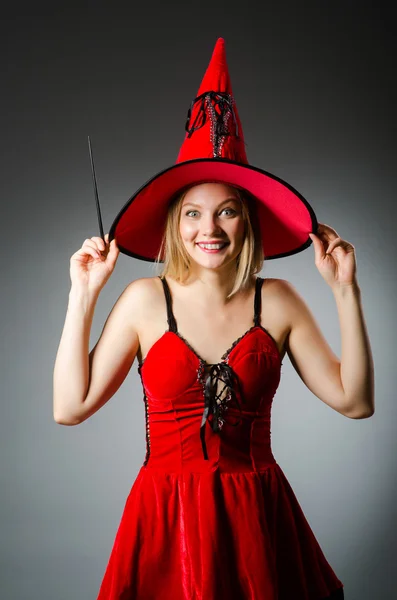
[174,324,261,366]
[138,276,282,370]
[138,324,281,372]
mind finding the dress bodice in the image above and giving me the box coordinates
[137,276,283,472]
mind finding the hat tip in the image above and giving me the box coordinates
[212,37,226,59]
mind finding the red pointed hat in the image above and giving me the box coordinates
[108,38,318,261]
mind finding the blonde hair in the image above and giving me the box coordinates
[153,184,265,298]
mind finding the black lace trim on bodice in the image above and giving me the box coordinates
[158,276,265,460]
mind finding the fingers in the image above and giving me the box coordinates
[106,233,119,254]
[105,232,118,245]
[91,236,107,252]
[78,233,119,261]
[74,243,101,261]
[82,237,105,252]
[317,223,339,240]
[101,233,119,250]
[309,232,327,260]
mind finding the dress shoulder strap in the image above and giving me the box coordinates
[159,275,263,332]
[158,276,178,333]
[253,277,264,327]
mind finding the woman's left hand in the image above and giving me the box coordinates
[308,223,357,289]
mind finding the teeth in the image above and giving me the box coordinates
[198,243,226,249]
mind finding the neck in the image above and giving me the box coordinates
[183,263,246,305]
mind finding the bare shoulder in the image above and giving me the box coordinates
[121,276,161,328]
[261,277,291,296]
[262,277,303,302]
[122,275,160,302]
[260,277,297,331]
[260,277,323,348]
[263,277,308,319]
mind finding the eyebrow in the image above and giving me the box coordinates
[182,197,240,208]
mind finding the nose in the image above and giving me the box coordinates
[200,213,224,236]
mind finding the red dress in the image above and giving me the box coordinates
[97,276,344,600]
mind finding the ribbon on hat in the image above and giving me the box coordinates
[199,361,246,460]
[185,91,239,158]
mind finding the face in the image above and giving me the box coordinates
[179,182,245,271]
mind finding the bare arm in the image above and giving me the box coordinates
[332,282,374,418]
[53,286,99,424]
[53,279,145,425]
[280,280,374,419]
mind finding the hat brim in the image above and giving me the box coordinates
[108,158,318,262]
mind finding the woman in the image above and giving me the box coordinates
[53,39,374,599]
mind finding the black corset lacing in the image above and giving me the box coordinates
[200,361,246,461]
[185,91,239,157]
[158,276,266,462]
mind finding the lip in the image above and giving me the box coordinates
[196,241,229,245]
[196,241,229,254]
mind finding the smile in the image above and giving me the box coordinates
[196,242,229,253]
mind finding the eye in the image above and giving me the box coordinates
[185,208,237,217]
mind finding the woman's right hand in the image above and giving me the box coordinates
[70,233,120,293]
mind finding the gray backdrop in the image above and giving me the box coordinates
[1,2,395,599]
